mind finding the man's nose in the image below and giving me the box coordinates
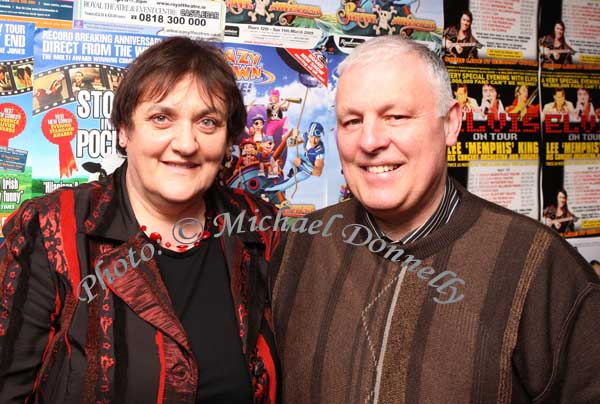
[358,119,390,153]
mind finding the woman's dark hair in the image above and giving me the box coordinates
[111,37,246,155]
[461,10,473,22]
[555,20,566,32]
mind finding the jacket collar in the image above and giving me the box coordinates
[84,160,265,248]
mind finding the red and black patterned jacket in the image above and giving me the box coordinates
[0,163,280,403]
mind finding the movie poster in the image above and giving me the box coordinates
[329,0,443,54]
[0,21,34,236]
[539,1,600,238]
[30,28,162,199]
[0,0,73,29]
[222,43,331,215]
[73,0,224,41]
[224,0,337,49]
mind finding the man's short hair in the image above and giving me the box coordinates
[111,36,245,155]
[554,88,566,96]
[337,37,453,116]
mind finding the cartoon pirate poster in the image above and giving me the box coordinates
[222,42,334,215]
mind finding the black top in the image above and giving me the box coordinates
[156,232,252,404]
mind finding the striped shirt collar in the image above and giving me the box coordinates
[363,177,460,244]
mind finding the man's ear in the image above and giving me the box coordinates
[444,100,462,147]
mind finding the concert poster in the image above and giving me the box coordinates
[443,0,539,63]
[539,0,600,238]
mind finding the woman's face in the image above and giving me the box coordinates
[119,74,228,207]
[557,191,567,208]
[460,14,471,31]
[554,23,564,40]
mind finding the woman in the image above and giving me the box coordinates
[543,188,576,233]
[0,37,279,403]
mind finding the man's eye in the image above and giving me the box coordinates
[344,118,361,127]
[385,115,407,123]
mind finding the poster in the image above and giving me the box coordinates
[0,21,34,236]
[30,28,162,199]
[539,0,600,238]
[540,69,600,237]
[329,0,443,54]
[73,0,225,41]
[0,0,73,29]
[222,42,331,215]
[443,0,538,61]
[224,0,336,49]
[567,236,600,277]
[445,64,541,219]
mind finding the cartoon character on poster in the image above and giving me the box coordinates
[222,44,330,211]
[333,0,441,52]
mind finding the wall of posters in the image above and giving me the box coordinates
[0,1,595,247]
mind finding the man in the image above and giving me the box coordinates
[571,88,596,121]
[270,36,600,403]
[478,82,505,120]
[542,87,574,121]
[454,83,478,119]
[443,10,482,58]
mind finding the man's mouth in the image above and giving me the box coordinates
[363,164,400,174]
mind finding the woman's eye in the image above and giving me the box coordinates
[151,114,169,124]
[200,118,217,127]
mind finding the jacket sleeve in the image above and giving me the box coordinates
[0,204,59,402]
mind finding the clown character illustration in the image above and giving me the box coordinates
[234,138,258,174]
[265,121,325,193]
[257,135,280,178]
[246,113,266,143]
[267,89,290,121]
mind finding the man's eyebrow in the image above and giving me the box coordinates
[143,105,225,118]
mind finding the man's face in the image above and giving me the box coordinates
[554,23,564,40]
[482,85,497,102]
[335,56,460,224]
[554,91,566,109]
[460,14,471,31]
[455,87,468,105]
[119,74,228,206]
[577,89,589,105]
[75,72,83,84]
